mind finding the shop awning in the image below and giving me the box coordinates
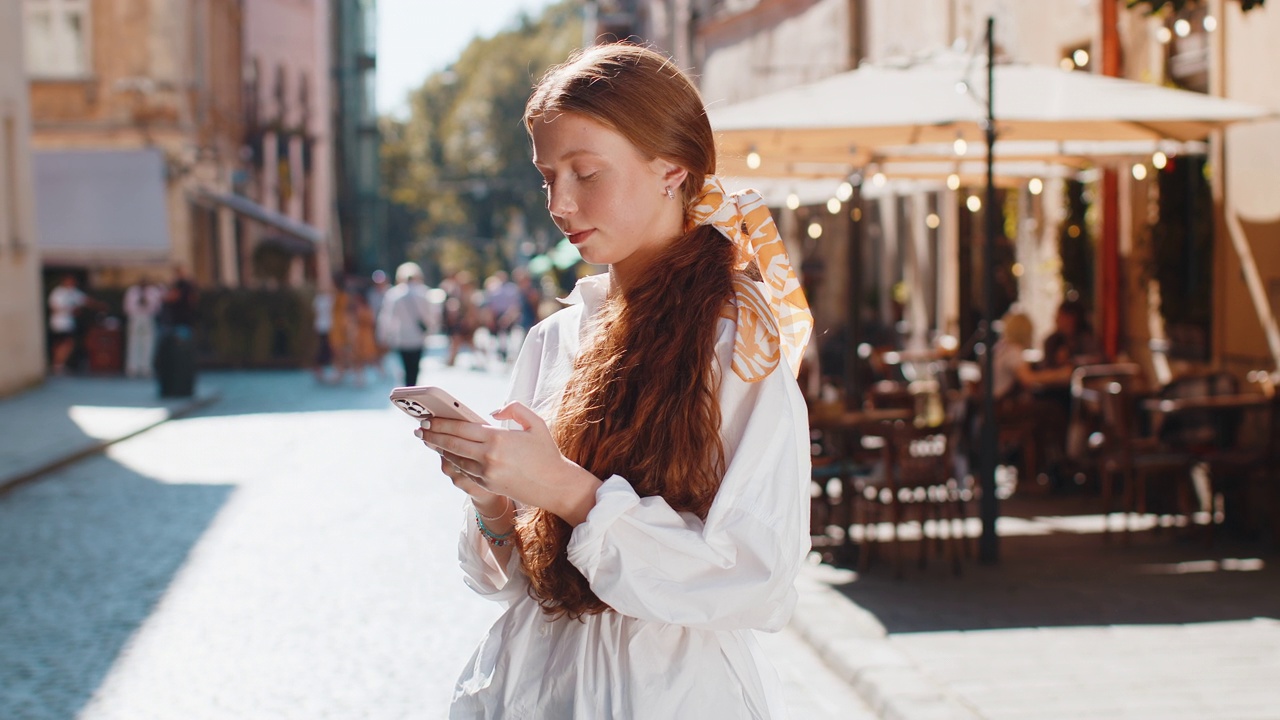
[190,190,324,244]
[33,148,171,263]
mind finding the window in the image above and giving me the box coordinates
[24,0,91,78]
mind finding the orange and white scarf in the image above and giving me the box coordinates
[688,175,814,383]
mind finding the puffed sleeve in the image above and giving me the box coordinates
[454,319,552,603]
[565,319,812,632]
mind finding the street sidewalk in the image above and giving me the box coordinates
[3,371,1277,719]
[0,375,219,494]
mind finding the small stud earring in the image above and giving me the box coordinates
[665,187,675,200]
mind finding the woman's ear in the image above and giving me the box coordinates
[664,164,689,191]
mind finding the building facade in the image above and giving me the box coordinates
[23,0,336,294]
[1,0,46,396]
[332,0,386,277]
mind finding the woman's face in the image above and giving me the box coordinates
[530,112,685,285]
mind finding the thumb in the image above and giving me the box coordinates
[492,402,546,433]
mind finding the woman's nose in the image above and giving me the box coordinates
[547,185,575,217]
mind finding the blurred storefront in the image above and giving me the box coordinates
[22,0,337,293]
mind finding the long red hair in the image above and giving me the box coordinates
[517,44,735,619]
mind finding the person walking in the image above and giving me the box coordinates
[47,274,88,375]
[312,276,337,384]
[123,276,163,378]
[377,262,435,387]
[416,43,814,718]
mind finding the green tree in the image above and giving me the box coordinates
[381,2,583,282]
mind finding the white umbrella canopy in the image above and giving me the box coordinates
[709,52,1271,175]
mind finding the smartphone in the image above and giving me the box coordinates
[389,385,491,425]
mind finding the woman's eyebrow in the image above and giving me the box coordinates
[533,148,604,169]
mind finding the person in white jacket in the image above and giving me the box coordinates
[416,43,814,719]
[378,261,436,386]
[123,276,164,378]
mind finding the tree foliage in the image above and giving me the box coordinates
[381,2,583,281]
[1127,0,1265,13]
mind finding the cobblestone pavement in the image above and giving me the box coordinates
[0,359,873,720]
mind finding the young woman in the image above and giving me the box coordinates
[417,43,814,718]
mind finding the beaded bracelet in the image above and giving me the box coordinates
[474,509,514,547]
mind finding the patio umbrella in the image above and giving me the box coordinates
[709,51,1269,174]
[708,30,1273,565]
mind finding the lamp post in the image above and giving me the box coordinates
[979,15,1000,564]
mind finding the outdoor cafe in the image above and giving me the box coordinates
[708,46,1280,574]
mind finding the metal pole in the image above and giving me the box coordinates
[979,15,1000,564]
[845,179,864,408]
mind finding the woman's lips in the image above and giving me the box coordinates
[566,229,594,245]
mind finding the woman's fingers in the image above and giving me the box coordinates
[491,402,546,434]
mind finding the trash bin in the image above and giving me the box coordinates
[155,327,197,398]
[85,317,124,374]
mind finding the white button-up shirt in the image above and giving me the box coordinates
[451,274,812,719]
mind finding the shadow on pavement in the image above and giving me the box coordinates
[832,494,1280,634]
[0,457,232,720]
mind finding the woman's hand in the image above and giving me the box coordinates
[416,403,602,526]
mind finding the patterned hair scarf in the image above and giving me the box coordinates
[687,175,814,383]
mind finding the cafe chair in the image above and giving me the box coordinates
[1071,364,1192,543]
[854,418,964,578]
[1152,371,1271,543]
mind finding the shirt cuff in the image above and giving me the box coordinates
[565,474,639,576]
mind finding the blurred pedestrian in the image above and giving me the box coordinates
[123,275,163,378]
[367,269,392,378]
[482,270,521,363]
[312,275,337,384]
[377,262,435,386]
[48,274,88,375]
[443,270,482,368]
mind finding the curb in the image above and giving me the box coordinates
[793,564,983,720]
[0,389,222,496]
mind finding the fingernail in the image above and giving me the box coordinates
[419,419,431,430]
[413,428,423,440]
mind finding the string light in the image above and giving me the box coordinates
[1028,177,1044,195]
[1174,18,1191,37]
[807,222,823,239]
[926,213,941,229]
[946,174,961,191]
[966,195,982,212]
[746,150,761,170]
[836,181,854,201]
[872,172,887,187]
[1132,163,1148,181]
[827,198,842,214]
[1153,151,1168,170]
[786,193,800,210]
